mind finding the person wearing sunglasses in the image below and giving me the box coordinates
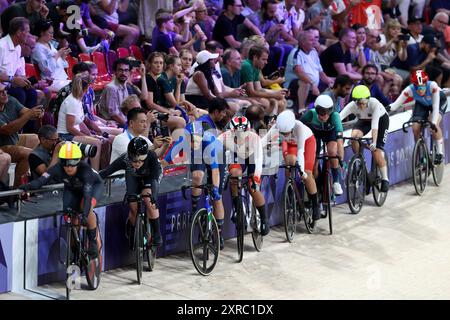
[340,85,390,192]
[388,69,447,165]
[301,94,344,196]
[19,142,103,258]
[99,137,163,249]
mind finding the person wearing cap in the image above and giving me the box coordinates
[405,34,438,73]
[407,16,424,46]
[20,142,104,259]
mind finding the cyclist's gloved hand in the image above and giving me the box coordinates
[369,143,377,151]
[251,176,261,192]
[212,186,221,201]
[430,123,438,132]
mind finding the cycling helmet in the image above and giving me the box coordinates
[127,137,148,162]
[314,95,334,115]
[352,85,371,100]
[59,142,82,167]
[276,110,296,133]
[410,70,429,87]
[230,116,250,131]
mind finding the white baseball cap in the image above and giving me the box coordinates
[196,50,219,65]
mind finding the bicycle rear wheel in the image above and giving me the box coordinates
[346,155,366,214]
[250,203,263,252]
[372,151,388,207]
[412,139,428,195]
[84,227,102,290]
[236,198,245,263]
[188,209,220,276]
[135,214,144,284]
[65,226,73,300]
[145,216,156,271]
[323,171,333,235]
[282,180,297,242]
[431,142,444,186]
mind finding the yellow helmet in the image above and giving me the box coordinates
[59,142,82,166]
[352,85,371,100]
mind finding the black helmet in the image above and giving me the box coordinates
[127,137,148,161]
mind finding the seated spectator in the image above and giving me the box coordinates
[398,0,426,27]
[31,20,71,93]
[358,64,391,106]
[285,30,334,113]
[0,18,38,132]
[89,0,140,48]
[221,48,242,88]
[110,107,172,163]
[0,0,49,35]
[28,125,64,181]
[382,0,402,25]
[98,58,147,127]
[350,24,369,73]
[240,45,287,115]
[407,16,424,46]
[0,84,42,188]
[0,148,11,186]
[305,26,326,55]
[242,0,262,17]
[212,0,262,49]
[322,74,353,112]
[180,49,194,85]
[56,74,103,170]
[305,0,337,44]
[319,27,362,80]
[192,1,214,45]
[407,35,440,74]
[143,52,186,131]
[276,0,305,40]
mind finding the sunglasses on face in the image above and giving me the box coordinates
[131,155,147,163]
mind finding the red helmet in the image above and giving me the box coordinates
[410,70,429,86]
[230,116,249,131]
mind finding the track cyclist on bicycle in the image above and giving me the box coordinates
[99,137,163,248]
[262,110,322,226]
[301,95,345,196]
[218,116,269,236]
[388,70,447,165]
[20,142,103,258]
[340,85,390,192]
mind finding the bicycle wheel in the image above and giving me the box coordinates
[65,225,73,300]
[236,198,245,263]
[282,180,297,242]
[250,203,263,252]
[84,227,102,290]
[188,209,220,276]
[372,152,388,207]
[145,217,156,271]
[431,142,444,186]
[346,155,366,214]
[135,214,143,284]
[323,171,333,235]
[412,139,428,195]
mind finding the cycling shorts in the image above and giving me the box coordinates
[281,135,316,172]
[62,182,103,213]
[352,113,390,150]
[412,90,447,121]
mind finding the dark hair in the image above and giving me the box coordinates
[127,107,146,123]
[362,64,378,75]
[262,0,278,11]
[248,45,269,61]
[72,62,90,75]
[206,41,224,53]
[194,60,216,91]
[304,26,319,32]
[147,51,166,64]
[333,74,353,88]
[113,58,131,72]
[9,17,29,36]
[165,54,180,69]
[338,27,355,41]
[33,20,53,38]
[223,0,236,10]
[156,13,173,28]
[208,97,228,114]
[38,125,57,139]
[85,61,98,72]
[425,65,443,82]
[57,0,74,10]
[352,23,365,32]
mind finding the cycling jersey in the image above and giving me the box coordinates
[301,109,344,134]
[339,97,387,130]
[20,161,103,218]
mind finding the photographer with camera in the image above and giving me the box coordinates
[56,74,103,171]
[110,107,172,163]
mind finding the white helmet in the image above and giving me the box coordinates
[314,95,334,109]
[276,110,296,133]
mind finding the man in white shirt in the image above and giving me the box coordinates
[110,107,171,163]
[0,17,38,132]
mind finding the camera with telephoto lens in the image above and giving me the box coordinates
[58,139,97,158]
[150,113,170,139]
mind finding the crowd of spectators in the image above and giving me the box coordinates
[0,0,449,189]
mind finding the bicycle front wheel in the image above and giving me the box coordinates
[323,171,333,235]
[431,142,445,186]
[346,155,366,214]
[189,209,220,276]
[251,203,263,252]
[145,216,156,271]
[282,180,297,242]
[236,198,245,263]
[412,139,428,195]
[84,227,102,290]
[65,226,73,300]
[135,214,144,284]
[372,151,388,207]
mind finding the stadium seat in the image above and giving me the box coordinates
[116,47,130,59]
[106,50,117,75]
[92,52,112,91]
[65,56,78,80]
[79,53,91,62]
[130,45,144,61]
[25,63,40,80]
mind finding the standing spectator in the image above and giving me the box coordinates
[212,0,262,49]
[0,83,42,188]
[56,74,103,171]
[0,0,49,35]
[31,20,71,93]
[0,17,38,131]
[151,12,179,55]
[320,27,363,80]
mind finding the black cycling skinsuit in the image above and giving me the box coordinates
[20,161,104,218]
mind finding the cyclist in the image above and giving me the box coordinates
[218,116,269,236]
[301,95,344,196]
[388,70,447,165]
[99,137,163,248]
[261,110,322,227]
[340,85,390,192]
[19,142,103,258]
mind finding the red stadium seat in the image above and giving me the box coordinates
[116,47,130,59]
[78,53,91,62]
[106,50,117,75]
[65,56,78,80]
[130,45,144,61]
[25,63,40,80]
[91,52,111,91]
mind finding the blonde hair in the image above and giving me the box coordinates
[71,74,89,100]
[120,94,141,115]
[384,19,402,41]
